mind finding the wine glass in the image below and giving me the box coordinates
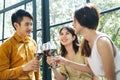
[43,41,57,56]
[34,43,44,60]
[34,43,44,72]
[42,41,58,68]
[42,42,51,56]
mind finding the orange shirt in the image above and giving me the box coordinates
[0,32,41,80]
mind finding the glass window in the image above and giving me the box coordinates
[74,0,86,8]
[90,0,120,12]
[50,0,79,25]
[5,0,23,8]
[26,2,33,15]
[99,10,120,48]
[4,10,14,38]
[36,0,42,29]
[49,0,85,26]
[0,14,3,39]
[0,0,3,10]
[37,31,42,45]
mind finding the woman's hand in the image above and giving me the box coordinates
[47,56,56,67]
[54,56,68,66]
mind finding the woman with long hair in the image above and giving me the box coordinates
[47,26,92,80]
[53,3,120,80]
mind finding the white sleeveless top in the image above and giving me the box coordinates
[87,34,120,80]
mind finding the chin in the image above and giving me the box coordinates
[27,35,30,36]
[27,33,31,36]
[27,34,31,36]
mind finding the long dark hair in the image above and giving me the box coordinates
[59,26,79,57]
[74,3,100,57]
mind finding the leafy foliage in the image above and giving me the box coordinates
[99,10,120,49]
[49,1,120,51]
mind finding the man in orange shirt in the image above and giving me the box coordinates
[0,9,41,80]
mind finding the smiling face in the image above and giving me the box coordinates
[59,28,75,46]
[14,16,33,38]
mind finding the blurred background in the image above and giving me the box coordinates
[0,0,120,80]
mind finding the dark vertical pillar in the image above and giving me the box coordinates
[2,0,5,42]
[41,0,51,80]
[32,0,37,41]
[86,0,90,3]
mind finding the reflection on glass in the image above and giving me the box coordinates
[34,43,44,60]
[43,41,57,56]
[43,41,58,68]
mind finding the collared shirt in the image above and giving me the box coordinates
[0,32,41,80]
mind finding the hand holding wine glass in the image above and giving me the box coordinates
[34,43,44,72]
[43,41,58,69]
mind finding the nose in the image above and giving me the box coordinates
[61,34,67,39]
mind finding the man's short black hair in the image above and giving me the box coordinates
[11,9,33,30]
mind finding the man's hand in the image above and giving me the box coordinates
[22,59,40,72]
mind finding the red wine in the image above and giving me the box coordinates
[44,50,50,56]
[44,49,57,56]
[34,53,44,60]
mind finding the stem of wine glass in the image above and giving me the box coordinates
[34,53,44,60]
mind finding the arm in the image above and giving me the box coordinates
[0,57,39,80]
[0,42,40,79]
[0,58,40,79]
[52,68,66,80]
[0,43,24,79]
[97,37,115,80]
[55,56,93,74]
[0,66,24,79]
[47,57,66,80]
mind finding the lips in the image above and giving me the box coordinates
[61,39,68,43]
[26,30,31,34]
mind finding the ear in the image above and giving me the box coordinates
[14,22,19,29]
